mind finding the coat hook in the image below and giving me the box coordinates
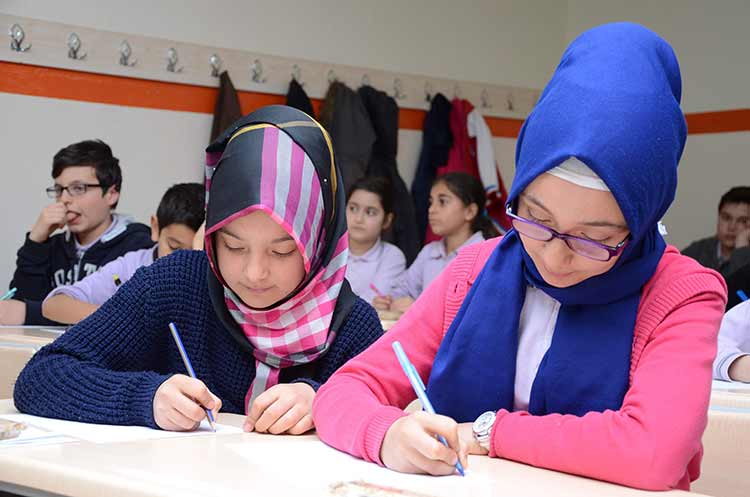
[119,40,137,67]
[506,94,515,111]
[166,47,183,73]
[9,23,31,52]
[327,69,338,84]
[250,59,267,83]
[393,78,407,100]
[361,74,370,86]
[67,32,87,60]
[453,84,462,99]
[424,82,434,102]
[291,64,304,86]
[481,89,492,109]
[209,53,222,77]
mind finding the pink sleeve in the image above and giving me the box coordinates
[489,276,726,490]
[312,260,452,465]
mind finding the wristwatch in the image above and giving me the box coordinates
[472,411,496,451]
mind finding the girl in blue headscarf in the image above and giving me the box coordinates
[312,23,727,490]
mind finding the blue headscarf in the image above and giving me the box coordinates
[426,23,687,421]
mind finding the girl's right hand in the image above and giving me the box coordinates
[153,375,222,431]
[380,411,468,475]
[372,295,393,310]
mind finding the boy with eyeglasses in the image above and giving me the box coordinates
[0,140,153,325]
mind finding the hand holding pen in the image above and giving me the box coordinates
[378,341,468,477]
[151,322,222,432]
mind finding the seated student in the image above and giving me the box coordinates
[682,186,750,280]
[375,172,497,313]
[42,183,205,324]
[0,140,153,325]
[312,23,727,491]
[345,176,406,305]
[14,106,384,434]
[714,299,750,382]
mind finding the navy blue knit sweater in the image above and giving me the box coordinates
[13,250,383,428]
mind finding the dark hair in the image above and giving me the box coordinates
[433,172,499,239]
[156,183,206,232]
[719,186,750,212]
[52,139,122,208]
[346,176,394,216]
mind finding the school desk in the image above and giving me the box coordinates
[0,400,710,497]
[0,327,63,399]
[710,379,750,409]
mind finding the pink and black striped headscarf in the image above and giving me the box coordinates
[203,106,351,411]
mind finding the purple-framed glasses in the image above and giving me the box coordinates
[506,206,630,262]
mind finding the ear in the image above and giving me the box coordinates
[465,202,479,222]
[150,215,160,243]
[104,185,120,209]
[382,213,394,231]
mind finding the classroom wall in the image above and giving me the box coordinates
[0,1,549,288]
[565,0,750,252]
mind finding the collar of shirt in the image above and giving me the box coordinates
[349,238,383,263]
[428,231,485,260]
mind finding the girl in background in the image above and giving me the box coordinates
[345,176,406,305]
[375,172,497,313]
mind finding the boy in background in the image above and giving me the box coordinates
[42,183,204,324]
[1,140,153,325]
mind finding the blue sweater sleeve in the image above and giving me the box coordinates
[13,265,171,428]
[293,298,383,391]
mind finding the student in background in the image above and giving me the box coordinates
[375,172,497,313]
[312,23,726,491]
[714,299,750,382]
[14,106,383,435]
[682,186,750,279]
[42,183,205,324]
[0,140,153,325]
[345,176,406,305]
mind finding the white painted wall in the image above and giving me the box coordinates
[565,0,750,252]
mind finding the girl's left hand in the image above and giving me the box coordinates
[457,422,489,455]
[244,383,315,435]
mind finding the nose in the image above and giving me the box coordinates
[428,203,437,216]
[244,251,269,283]
[542,237,574,272]
[59,189,73,204]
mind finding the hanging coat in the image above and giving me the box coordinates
[319,81,376,194]
[358,85,420,265]
[411,94,452,246]
[210,71,242,143]
[285,78,315,118]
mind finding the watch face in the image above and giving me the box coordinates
[473,411,495,432]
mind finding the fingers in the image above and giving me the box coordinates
[244,387,280,432]
[287,414,314,435]
[179,377,218,411]
[152,375,220,431]
[253,396,295,433]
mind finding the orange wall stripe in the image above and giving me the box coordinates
[2,62,745,137]
[686,109,750,134]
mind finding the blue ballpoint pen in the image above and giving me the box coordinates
[1,287,17,301]
[738,290,749,302]
[392,341,465,477]
[168,322,216,432]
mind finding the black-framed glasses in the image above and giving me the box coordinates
[46,182,104,199]
[506,206,630,262]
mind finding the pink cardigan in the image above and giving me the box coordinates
[313,238,727,490]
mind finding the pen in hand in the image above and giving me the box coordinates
[168,322,216,432]
[392,341,465,476]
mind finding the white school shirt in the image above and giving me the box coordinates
[514,286,561,411]
[713,299,750,381]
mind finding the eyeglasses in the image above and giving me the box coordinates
[46,182,104,199]
[506,206,630,262]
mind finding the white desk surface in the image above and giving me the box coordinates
[0,399,707,497]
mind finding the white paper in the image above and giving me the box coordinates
[0,414,242,444]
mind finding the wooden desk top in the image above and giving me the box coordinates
[0,400,705,497]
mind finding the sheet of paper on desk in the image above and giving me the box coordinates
[712,379,750,392]
[0,424,77,449]
[0,414,242,444]
[227,437,488,496]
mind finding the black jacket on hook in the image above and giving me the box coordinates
[358,85,420,265]
[411,94,453,246]
[210,71,243,143]
[319,82,376,194]
[286,79,315,118]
